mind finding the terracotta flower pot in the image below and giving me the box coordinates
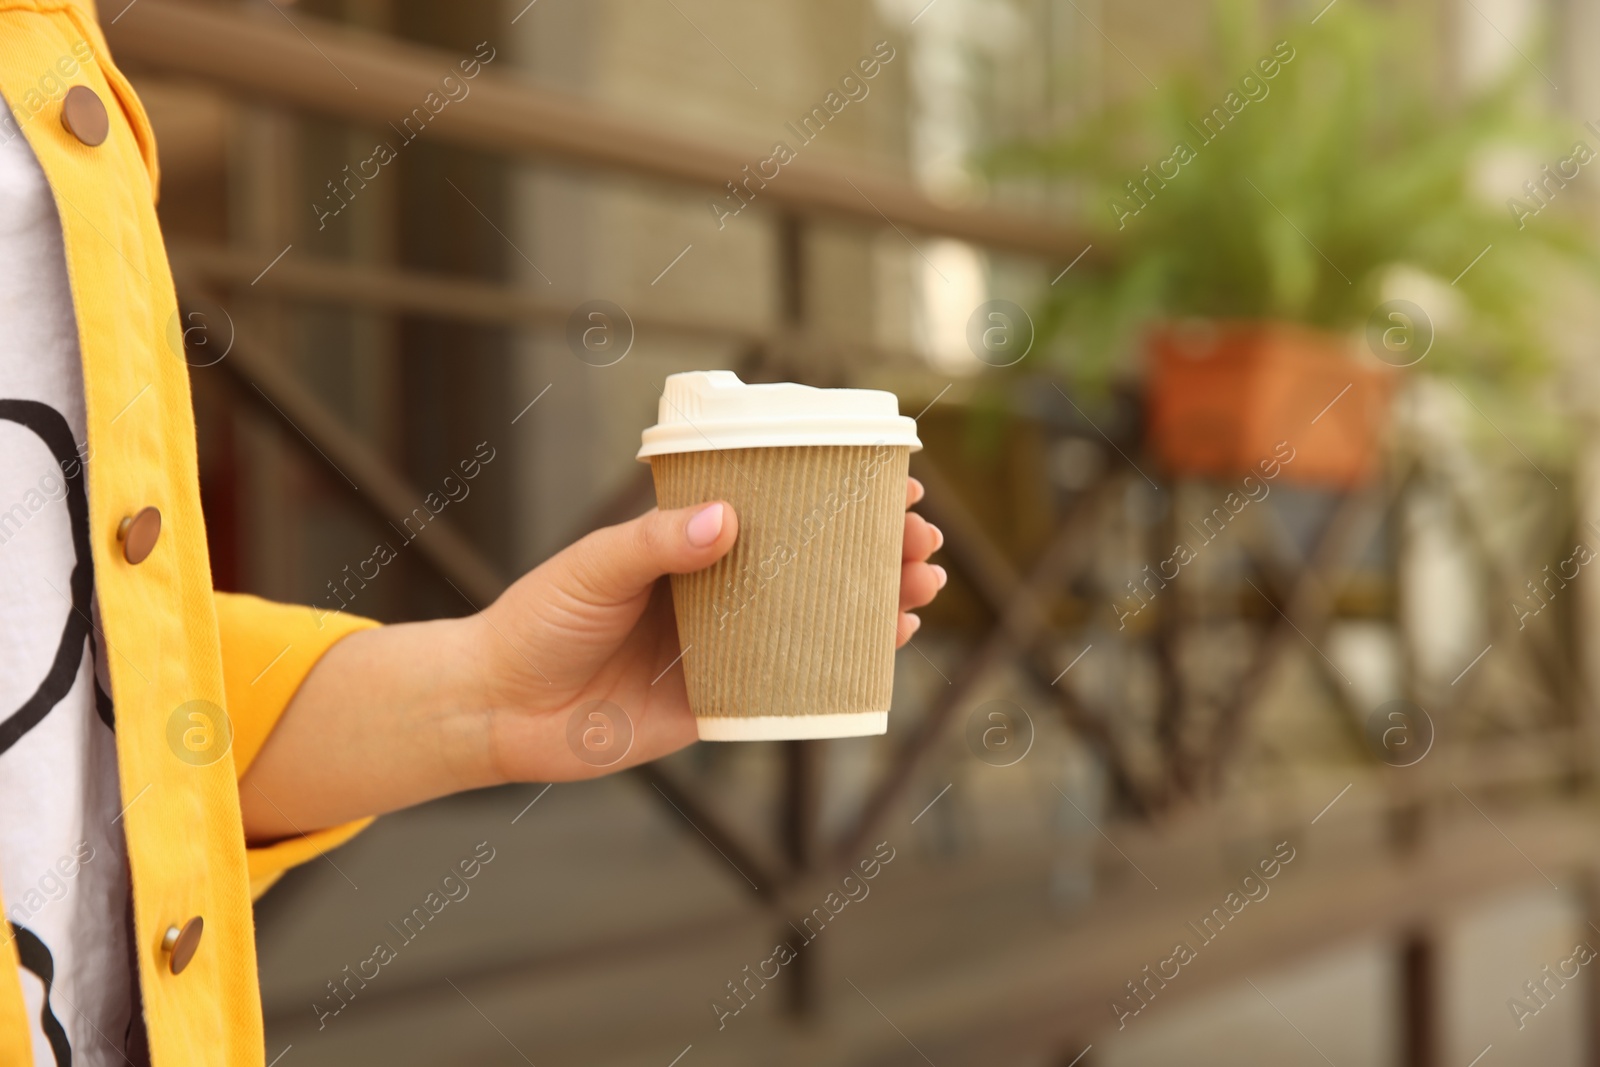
[1145,320,1395,489]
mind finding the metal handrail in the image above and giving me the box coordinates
[167,241,930,373]
[107,0,1095,262]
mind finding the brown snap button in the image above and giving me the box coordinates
[118,507,161,564]
[60,85,109,147]
[161,916,203,975]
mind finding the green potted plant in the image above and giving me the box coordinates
[986,0,1593,486]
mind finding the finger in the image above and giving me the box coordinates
[899,559,946,611]
[902,512,942,562]
[896,612,921,647]
[905,476,925,509]
[562,501,739,606]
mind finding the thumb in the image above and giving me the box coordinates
[562,501,738,606]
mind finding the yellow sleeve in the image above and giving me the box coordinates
[213,592,380,898]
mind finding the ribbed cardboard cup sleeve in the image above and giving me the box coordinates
[650,444,911,739]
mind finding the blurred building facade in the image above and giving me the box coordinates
[108,0,1600,1064]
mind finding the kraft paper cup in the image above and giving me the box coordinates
[637,371,921,741]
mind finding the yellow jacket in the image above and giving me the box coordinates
[0,2,374,1062]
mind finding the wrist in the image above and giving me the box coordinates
[411,612,505,794]
[321,613,504,802]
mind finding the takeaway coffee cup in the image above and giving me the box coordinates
[637,371,921,741]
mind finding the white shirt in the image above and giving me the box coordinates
[0,103,141,1065]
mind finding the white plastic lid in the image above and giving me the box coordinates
[636,370,922,459]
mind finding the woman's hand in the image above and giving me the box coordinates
[240,477,944,840]
[473,476,947,784]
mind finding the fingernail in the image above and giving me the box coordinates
[686,503,725,547]
[904,613,922,636]
[931,525,945,551]
[931,564,948,589]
